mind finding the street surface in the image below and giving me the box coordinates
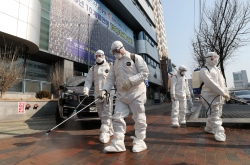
[0,102,250,164]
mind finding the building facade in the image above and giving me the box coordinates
[0,0,169,99]
[152,0,169,97]
[233,70,249,89]
[152,0,168,60]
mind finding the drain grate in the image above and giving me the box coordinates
[198,104,250,118]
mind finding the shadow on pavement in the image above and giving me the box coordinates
[24,117,101,131]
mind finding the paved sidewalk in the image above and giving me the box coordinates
[0,102,250,164]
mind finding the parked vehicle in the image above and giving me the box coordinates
[230,90,250,104]
[55,76,116,126]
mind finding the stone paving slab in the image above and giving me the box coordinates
[0,103,250,164]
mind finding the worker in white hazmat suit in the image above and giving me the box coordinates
[83,50,114,144]
[170,65,191,127]
[99,41,149,153]
[199,52,230,142]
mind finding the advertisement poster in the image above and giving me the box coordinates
[49,0,135,64]
[18,102,26,114]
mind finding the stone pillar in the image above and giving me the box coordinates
[63,59,74,82]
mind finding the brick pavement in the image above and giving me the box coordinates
[1,103,250,165]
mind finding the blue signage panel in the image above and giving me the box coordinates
[49,0,135,65]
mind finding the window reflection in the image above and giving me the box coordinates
[6,59,52,93]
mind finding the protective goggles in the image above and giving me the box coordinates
[111,46,123,55]
[95,54,103,58]
[205,55,218,59]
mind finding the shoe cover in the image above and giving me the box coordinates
[99,132,110,143]
[204,127,214,134]
[171,123,180,128]
[109,124,114,136]
[103,133,126,152]
[180,120,186,125]
[214,126,226,142]
[185,110,191,115]
[130,136,147,153]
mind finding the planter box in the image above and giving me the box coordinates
[0,100,57,122]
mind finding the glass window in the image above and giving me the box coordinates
[235,90,250,96]
[7,82,22,92]
[41,9,50,20]
[39,17,50,50]
[25,81,40,93]
[39,0,51,11]
[147,58,151,65]
[26,60,50,81]
[138,31,144,40]
[42,83,51,92]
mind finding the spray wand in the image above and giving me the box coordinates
[46,96,99,135]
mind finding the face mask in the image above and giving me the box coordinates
[180,71,186,76]
[212,58,218,66]
[96,58,103,63]
[114,53,123,60]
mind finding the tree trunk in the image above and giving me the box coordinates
[219,61,227,86]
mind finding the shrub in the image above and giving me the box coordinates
[36,90,52,99]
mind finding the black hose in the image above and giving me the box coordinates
[199,95,220,117]
[106,93,110,104]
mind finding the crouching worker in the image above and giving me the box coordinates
[83,50,114,143]
[100,41,149,153]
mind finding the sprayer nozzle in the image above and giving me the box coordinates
[46,130,51,135]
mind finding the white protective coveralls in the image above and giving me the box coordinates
[170,65,190,127]
[83,50,114,144]
[199,52,229,142]
[101,41,149,153]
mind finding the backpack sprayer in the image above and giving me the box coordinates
[192,68,220,116]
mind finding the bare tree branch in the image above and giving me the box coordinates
[0,45,25,98]
[49,61,73,97]
[191,0,250,85]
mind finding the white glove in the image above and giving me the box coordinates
[222,93,230,101]
[83,92,89,98]
[122,80,132,91]
[99,90,107,100]
[171,94,175,101]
